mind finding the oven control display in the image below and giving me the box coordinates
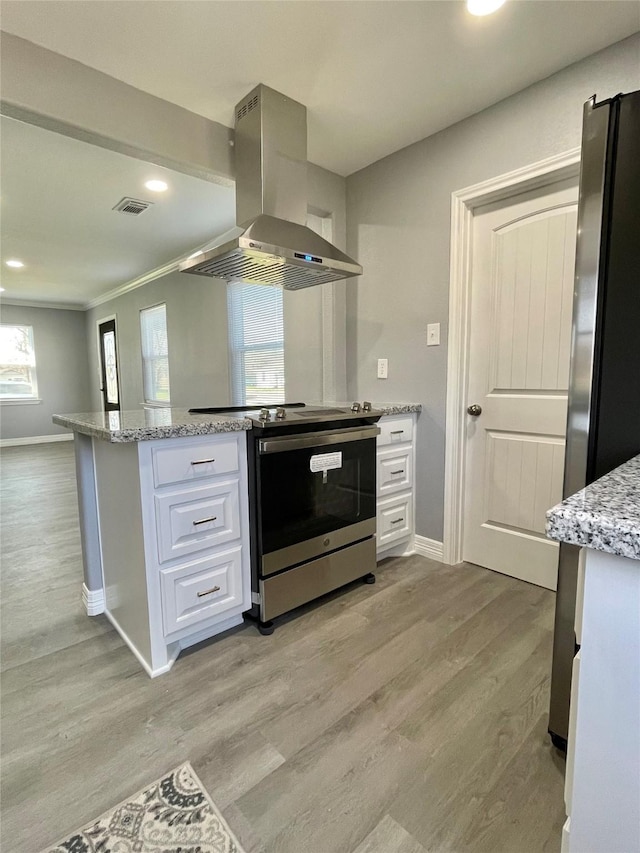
[309,451,343,473]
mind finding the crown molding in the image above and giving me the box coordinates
[0,298,85,311]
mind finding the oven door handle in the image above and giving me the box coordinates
[258,425,380,454]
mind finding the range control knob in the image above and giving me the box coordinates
[351,402,361,413]
[362,401,373,412]
[259,408,271,421]
[275,407,286,420]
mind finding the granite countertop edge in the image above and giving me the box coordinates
[52,402,422,444]
[375,403,422,415]
[546,454,640,561]
[52,412,252,443]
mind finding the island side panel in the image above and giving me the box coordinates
[569,548,640,853]
[73,432,104,613]
[92,438,153,669]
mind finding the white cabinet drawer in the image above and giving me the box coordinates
[152,436,239,488]
[155,479,240,563]
[160,546,243,635]
[377,491,413,548]
[378,415,413,447]
[377,445,413,497]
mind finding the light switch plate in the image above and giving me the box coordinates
[427,323,440,346]
[377,358,388,379]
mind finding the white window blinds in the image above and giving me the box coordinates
[0,324,38,399]
[140,304,171,404]
[227,282,284,406]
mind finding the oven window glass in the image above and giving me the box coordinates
[258,437,376,556]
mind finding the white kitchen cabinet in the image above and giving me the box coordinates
[562,547,640,853]
[377,444,413,497]
[154,479,241,563]
[159,545,245,635]
[376,413,417,558]
[92,432,251,677]
[151,435,239,487]
[377,491,413,549]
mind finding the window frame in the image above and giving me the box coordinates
[139,303,171,407]
[227,281,285,407]
[0,323,40,403]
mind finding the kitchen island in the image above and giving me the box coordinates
[55,403,422,675]
[53,408,254,676]
[546,455,640,853]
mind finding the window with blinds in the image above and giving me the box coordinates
[0,324,38,399]
[227,282,284,406]
[140,304,170,404]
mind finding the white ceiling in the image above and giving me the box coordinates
[0,117,235,306]
[0,1,638,307]
[1,0,638,177]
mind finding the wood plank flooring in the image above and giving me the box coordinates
[0,443,566,852]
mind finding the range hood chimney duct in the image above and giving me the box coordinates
[180,84,362,289]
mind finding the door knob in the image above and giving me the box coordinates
[467,404,482,416]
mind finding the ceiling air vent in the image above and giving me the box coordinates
[113,197,153,216]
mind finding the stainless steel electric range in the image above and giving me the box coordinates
[190,402,382,633]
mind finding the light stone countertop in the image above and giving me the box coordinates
[367,402,422,415]
[546,454,640,561]
[325,402,422,415]
[53,401,421,444]
[52,408,251,443]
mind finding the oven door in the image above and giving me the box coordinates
[256,425,379,575]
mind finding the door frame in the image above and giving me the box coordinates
[96,313,121,412]
[442,147,581,566]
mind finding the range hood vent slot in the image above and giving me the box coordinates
[113,197,153,216]
[236,94,259,123]
[192,250,346,289]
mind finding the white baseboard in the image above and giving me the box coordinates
[103,607,178,678]
[82,583,105,616]
[414,535,444,562]
[377,537,416,561]
[0,433,73,448]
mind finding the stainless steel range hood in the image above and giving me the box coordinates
[180,85,362,290]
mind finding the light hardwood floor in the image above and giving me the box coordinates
[1,443,566,852]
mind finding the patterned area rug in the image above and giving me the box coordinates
[42,762,246,853]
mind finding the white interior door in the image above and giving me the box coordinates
[462,179,578,590]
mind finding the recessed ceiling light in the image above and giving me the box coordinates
[145,179,168,193]
[5,259,24,268]
[467,0,506,15]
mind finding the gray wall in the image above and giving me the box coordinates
[284,162,349,404]
[1,32,350,414]
[85,160,348,413]
[85,272,231,412]
[85,267,332,413]
[346,34,640,542]
[0,304,91,439]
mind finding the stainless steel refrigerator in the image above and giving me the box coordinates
[548,89,640,751]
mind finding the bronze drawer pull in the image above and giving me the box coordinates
[191,458,215,465]
[390,430,404,435]
[193,516,217,526]
[390,469,405,475]
[197,585,221,598]
[390,517,405,525]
